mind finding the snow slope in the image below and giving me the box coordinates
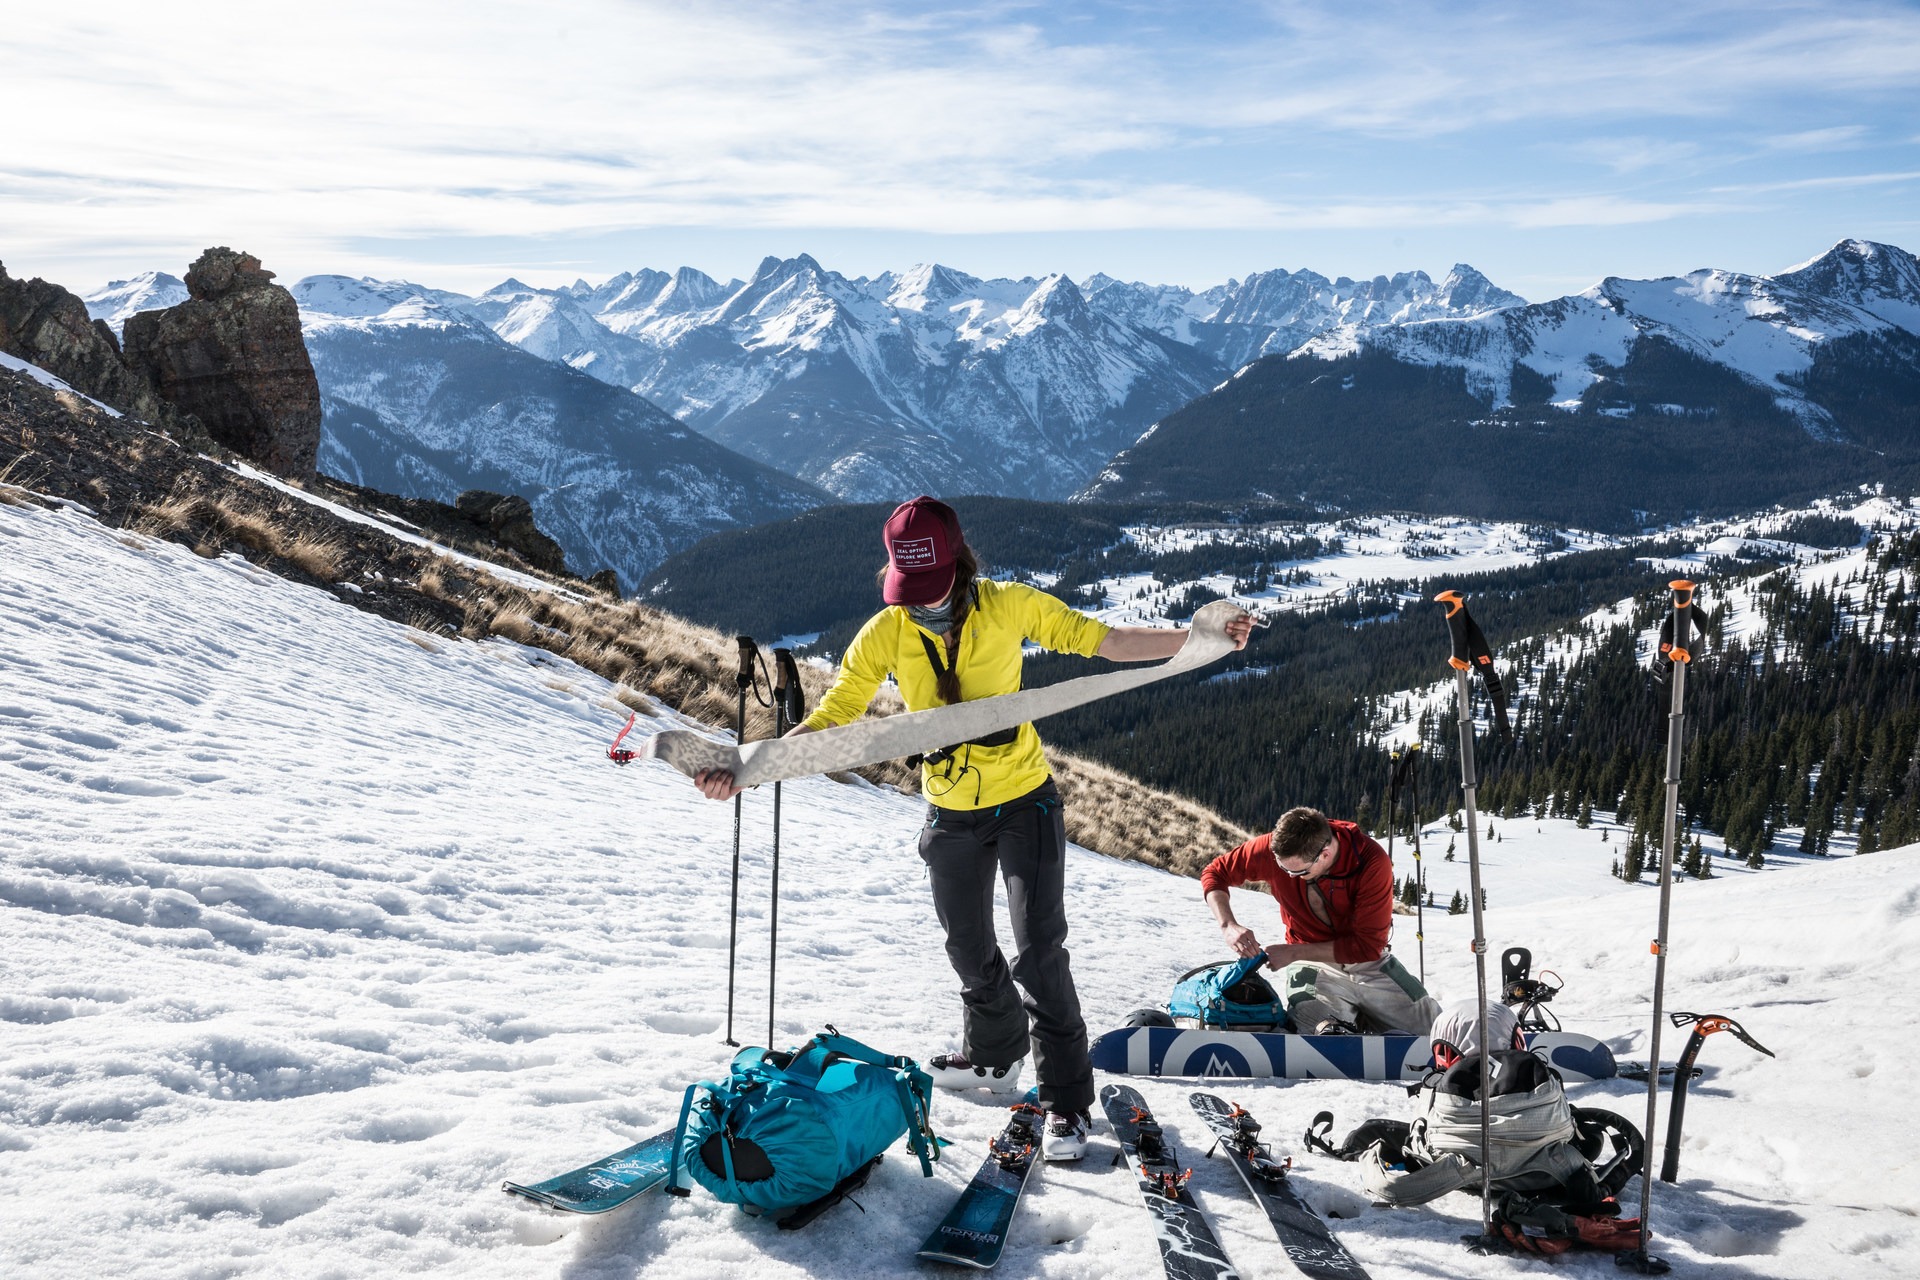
[2,494,1916,1278]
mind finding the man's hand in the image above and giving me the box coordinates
[694,769,743,801]
[1263,943,1293,969]
[1222,920,1262,959]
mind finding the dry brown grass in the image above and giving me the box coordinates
[210,497,279,557]
[131,487,209,537]
[1050,752,1255,877]
[282,532,345,580]
[417,557,456,600]
[486,606,545,645]
[134,487,278,560]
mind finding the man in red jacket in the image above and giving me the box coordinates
[1201,806,1440,1035]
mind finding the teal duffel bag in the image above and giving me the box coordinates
[1167,955,1289,1030]
[667,1028,940,1216]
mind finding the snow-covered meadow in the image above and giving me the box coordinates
[3,494,1917,1278]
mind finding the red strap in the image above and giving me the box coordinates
[607,712,639,765]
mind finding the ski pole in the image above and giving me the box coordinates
[1388,744,1425,984]
[724,635,762,1048]
[1659,1011,1772,1183]
[1435,589,1512,1254]
[1625,579,1706,1276]
[768,648,804,1051]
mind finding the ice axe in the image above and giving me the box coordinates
[1660,1011,1773,1183]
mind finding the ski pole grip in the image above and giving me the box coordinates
[1670,579,1695,609]
[774,648,805,724]
[1434,590,1471,669]
[735,635,757,689]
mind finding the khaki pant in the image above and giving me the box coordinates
[1278,953,1440,1035]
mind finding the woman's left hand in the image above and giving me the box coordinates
[1226,613,1255,651]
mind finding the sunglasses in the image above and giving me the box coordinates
[1277,840,1336,878]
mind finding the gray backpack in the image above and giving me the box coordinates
[1309,1050,1642,1211]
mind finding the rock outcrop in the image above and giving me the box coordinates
[123,247,322,478]
[454,490,570,576]
[0,261,172,422]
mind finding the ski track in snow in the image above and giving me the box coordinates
[2,497,1917,1278]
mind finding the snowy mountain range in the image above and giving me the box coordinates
[112,256,1515,507]
[1086,240,1920,529]
[280,276,830,589]
[81,241,1920,554]
[461,257,1528,502]
[1296,238,1920,431]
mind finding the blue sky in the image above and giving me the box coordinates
[7,0,1919,300]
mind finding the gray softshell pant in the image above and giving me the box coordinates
[1279,953,1442,1035]
[918,779,1093,1113]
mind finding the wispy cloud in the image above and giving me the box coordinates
[1566,138,1705,175]
[1711,170,1920,195]
[4,0,1916,286]
[1762,125,1872,152]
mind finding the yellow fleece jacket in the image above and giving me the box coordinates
[800,579,1112,810]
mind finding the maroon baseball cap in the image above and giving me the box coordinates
[881,496,962,606]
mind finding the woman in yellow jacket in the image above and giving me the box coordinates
[697,496,1251,1157]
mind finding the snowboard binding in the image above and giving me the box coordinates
[1501,946,1564,1032]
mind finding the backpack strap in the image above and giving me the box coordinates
[905,627,1022,768]
[1305,1111,1413,1165]
[665,1078,715,1196]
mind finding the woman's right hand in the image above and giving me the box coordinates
[1222,920,1262,959]
[694,769,743,801]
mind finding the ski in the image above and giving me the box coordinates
[637,600,1244,789]
[1188,1093,1370,1280]
[916,1090,1046,1268]
[502,1129,676,1214]
[1100,1084,1242,1280]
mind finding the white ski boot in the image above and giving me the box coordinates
[1041,1109,1091,1160]
[927,1052,1025,1093]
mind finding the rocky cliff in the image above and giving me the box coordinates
[0,261,173,423]
[123,247,322,478]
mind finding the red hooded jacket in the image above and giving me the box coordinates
[1198,820,1393,965]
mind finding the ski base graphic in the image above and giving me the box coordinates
[502,1129,676,1214]
[1189,1092,1372,1280]
[1100,1083,1242,1280]
[1089,1028,1617,1082]
[917,1091,1044,1269]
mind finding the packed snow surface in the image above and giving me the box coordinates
[3,496,1917,1278]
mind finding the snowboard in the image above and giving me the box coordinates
[640,600,1245,789]
[1100,1083,1243,1280]
[1089,1028,1617,1083]
[1189,1093,1371,1280]
[501,1129,676,1214]
[916,1091,1045,1269]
